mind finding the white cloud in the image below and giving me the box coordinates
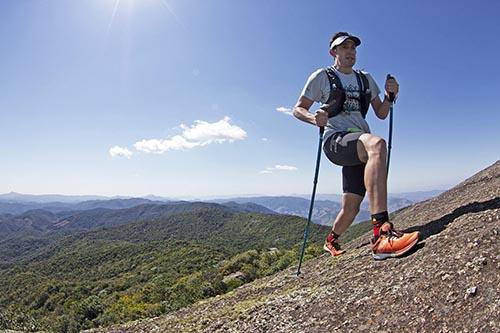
[129,116,247,155]
[180,116,247,145]
[109,146,133,159]
[275,165,298,171]
[276,106,293,116]
[259,164,298,174]
[134,135,200,154]
[261,138,268,142]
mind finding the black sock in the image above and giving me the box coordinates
[371,211,389,237]
[327,231,340,242]
[371,211,389,223]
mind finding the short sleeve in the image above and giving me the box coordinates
[300,69,329,103]
[363,72,381,101]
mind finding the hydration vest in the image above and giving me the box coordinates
[323,66,372,119]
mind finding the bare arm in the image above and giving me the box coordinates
[371,96,392,120]
[293,96,328,127]
[293,96,316,125]
[371,76,399,120]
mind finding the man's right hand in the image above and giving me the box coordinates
[315,109,328,127]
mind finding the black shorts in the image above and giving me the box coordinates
[323,132,366,197]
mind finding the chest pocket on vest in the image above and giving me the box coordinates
[323,67,371,119]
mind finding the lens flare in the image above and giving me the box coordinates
[106,0,121,37]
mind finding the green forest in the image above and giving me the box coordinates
[0,205,371,332]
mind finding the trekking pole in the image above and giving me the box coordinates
[296,126,324,276]
[386,74,396,176]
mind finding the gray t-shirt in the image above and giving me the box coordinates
[301,67,381,140]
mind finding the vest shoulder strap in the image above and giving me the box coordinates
[323,67,345,117]
[325,67,343,93]
[354,70,370,94]
[354,70,371,118]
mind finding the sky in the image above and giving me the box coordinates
[1,0,499,199]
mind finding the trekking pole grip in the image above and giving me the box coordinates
[386,74,395,103]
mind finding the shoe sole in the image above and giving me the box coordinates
[323,244,346,257]
[372,234,419,260]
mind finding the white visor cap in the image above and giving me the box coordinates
[330,34,361,50]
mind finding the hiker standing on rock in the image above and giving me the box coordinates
[293,32,419,260]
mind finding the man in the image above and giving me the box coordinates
[293,32,419,260]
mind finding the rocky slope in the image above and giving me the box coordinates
[85,161,499,332]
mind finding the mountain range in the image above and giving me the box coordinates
[212,195,420,225]
[0,190,442,225]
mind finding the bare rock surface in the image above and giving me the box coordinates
[85,161,500,333]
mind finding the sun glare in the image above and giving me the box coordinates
[158,0,183,27]
[106,0,121,36]
[106,0,182,36]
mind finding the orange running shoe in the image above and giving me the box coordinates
[324,237,346,257]
[371,222,420,260]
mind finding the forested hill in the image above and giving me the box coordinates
[0,201,275,263]
[0,202,331,332]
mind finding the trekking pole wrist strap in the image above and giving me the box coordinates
[384,95,395,104]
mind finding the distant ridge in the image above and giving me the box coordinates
[0,197,168,215]
[0,191,442,223]
[0,192,172,204]
[211,195,420,225]
[0,192,116,203]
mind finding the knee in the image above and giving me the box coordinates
[367,137,387,156]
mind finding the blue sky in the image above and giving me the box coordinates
[1,0,499,198]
